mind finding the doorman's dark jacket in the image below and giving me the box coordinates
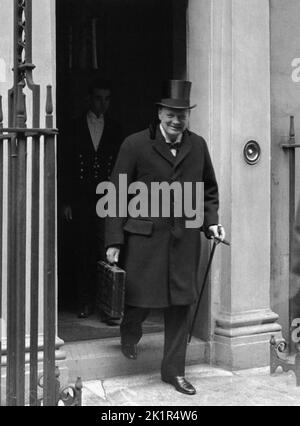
[64,114,122,210]
[105,127,219,308]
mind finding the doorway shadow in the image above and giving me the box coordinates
[56,0,187,340]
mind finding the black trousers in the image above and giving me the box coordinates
[73,202,105,307]
[121,305,191,378]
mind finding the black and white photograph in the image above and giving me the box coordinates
[0,0,300,410]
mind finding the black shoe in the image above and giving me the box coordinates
[121,343,137,360]
[161,376,196,395]
[105,318,122,327]
[77,304,93,319]
[100,313,121,326]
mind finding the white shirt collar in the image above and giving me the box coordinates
[160,124,183,144]
[87,111,105,151]
[87,110,104,122]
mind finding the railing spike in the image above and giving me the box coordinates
[75,377,83,391]
[45,85,53,129]
[46,85,53,116]
[289,115,295,140]
[74,377,83,406]
[0,95,3,128]
[16,82,26,127]
[16,83,23,116]
[55,366,60,380]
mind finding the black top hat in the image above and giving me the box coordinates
[156,80,197,110]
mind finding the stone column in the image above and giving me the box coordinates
[187,0,281,369]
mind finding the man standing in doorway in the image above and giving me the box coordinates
[106,80,225,395]
[63,79,122,321]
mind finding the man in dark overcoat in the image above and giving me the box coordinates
[105,80,225,395]
[63,79,122,320]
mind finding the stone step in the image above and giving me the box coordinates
[81,365,300,407]
[64,333,208,383]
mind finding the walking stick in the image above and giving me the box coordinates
[188,235,230,344]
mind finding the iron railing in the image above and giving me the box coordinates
[0,0,82,406]
[270,116,300,385]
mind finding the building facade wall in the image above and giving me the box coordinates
[188,0,281,369]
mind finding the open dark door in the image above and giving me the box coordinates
[56,0,188,342]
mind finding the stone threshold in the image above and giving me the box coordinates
[63,332,208,383]
[81,365,300,407]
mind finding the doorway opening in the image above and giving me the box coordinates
[56,0,188,342]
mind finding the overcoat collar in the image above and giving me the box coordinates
[151,126,192,169]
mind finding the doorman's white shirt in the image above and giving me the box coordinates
[87,110,105,151]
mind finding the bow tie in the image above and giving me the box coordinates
[168,141,181,151]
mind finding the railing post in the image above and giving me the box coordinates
[6,82,27,406]
[288,116,296,344]
[16,83,27,406]
[43,85,56,406]
[0,95,3,406]
[27,45,41,409]
[6,0,28,405]
[6,128,17,405]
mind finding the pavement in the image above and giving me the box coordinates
[81,364,300,406]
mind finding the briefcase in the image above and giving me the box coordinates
[96,260,126,318]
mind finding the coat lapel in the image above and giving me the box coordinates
[84,114,108,154]
[151,127,192,169]
[96,119,107,152]
[151,127,176,166]
[82,116,97,154]
[173,131,192,169]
